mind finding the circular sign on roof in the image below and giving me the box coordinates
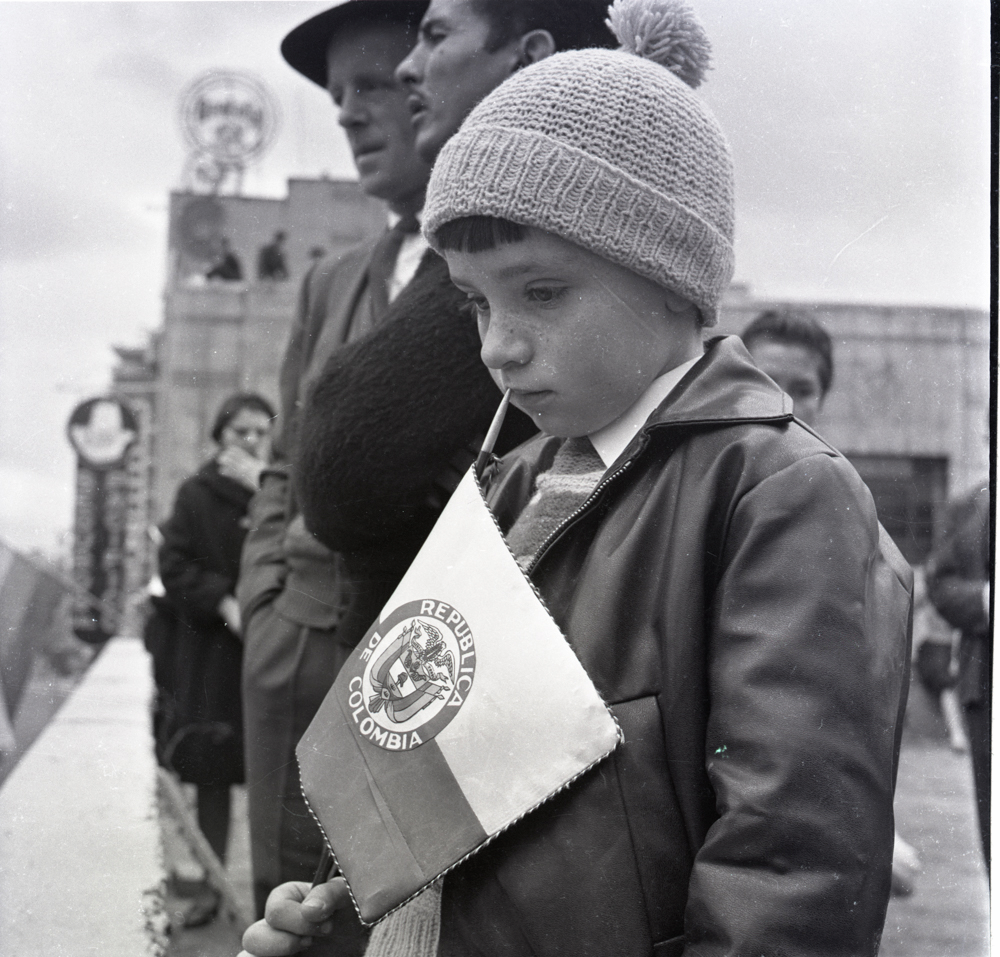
[179,71,278,164]
[67,397,138,470]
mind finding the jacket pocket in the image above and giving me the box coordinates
[611,695,692,948]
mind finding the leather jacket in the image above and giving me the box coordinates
[439,336,913,957]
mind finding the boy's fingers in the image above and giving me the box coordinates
[263,878,351,935]
[240,920,311,957]
[299,877,351,920]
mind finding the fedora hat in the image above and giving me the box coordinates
[281,0,429,88]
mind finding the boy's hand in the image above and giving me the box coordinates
[239,879,351,956]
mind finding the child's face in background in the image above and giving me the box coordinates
[446,228,702,438]
[745,340,826,426]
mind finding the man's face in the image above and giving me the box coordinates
[746,340,826,426]
[326,20,432,210]
[395,0,522,163]
[446,228,701,438]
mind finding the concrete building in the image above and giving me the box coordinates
[148,177,385,525]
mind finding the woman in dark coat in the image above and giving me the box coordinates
[157,392,274,872]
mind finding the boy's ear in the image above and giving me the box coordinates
[516,30,556,69]
[663,288,699,322]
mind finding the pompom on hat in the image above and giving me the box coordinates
[423,0,734,326]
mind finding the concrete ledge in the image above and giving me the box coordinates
[0,636,167,956]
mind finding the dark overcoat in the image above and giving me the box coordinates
[156,459,253,784]
[926,483,991,706]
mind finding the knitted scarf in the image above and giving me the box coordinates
[505,436,607,568]
[363,881,441,957]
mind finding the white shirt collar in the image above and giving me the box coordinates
[589,354,702,468]
[386,209,428,303]
[387,209,423,228]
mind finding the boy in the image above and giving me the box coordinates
[741,309,834,428]
[243,2,912,955]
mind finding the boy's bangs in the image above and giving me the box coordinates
[435,216,526,253]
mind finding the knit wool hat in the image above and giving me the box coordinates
[423,0,735,326]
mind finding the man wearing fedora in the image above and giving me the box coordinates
[237,2,432,939]
[292,1,617,602]
[239,0,534,935]
[239,1,614,949]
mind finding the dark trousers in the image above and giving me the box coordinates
[242,603,369,954]
[964,701,991,877]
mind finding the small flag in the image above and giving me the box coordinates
[297,468,620,924]
[0,540,69,750]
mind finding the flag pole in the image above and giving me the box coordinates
[475,389,512,477]
[311,844,334,888]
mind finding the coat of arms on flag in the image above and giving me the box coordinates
[351,600,475,751]
[297,463,621,925]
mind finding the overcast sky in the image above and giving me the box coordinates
[0,0,991,555]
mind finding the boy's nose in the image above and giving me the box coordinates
[479,317,531,371]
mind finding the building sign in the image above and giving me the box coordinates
[67,397,138,470]
[67,398,138,643]
[179,71,278,194]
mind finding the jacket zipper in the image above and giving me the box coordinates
[523,439,646,576]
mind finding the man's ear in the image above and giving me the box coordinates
[516,30,556,68]
[663,288,699,321]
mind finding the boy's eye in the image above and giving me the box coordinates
[463,294,490,319]
[526,285,567,305]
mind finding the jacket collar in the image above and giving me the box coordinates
[590,354,701,467]
[644,334,794,430]
[592,335,793,474]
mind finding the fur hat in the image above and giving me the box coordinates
[281,0,428,88]
[423,0,734,326]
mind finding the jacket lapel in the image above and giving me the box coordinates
[299,247,375,401]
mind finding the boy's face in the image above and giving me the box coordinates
[395,0,522,163]
[746,340,826,426]
[446,228,702,438]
